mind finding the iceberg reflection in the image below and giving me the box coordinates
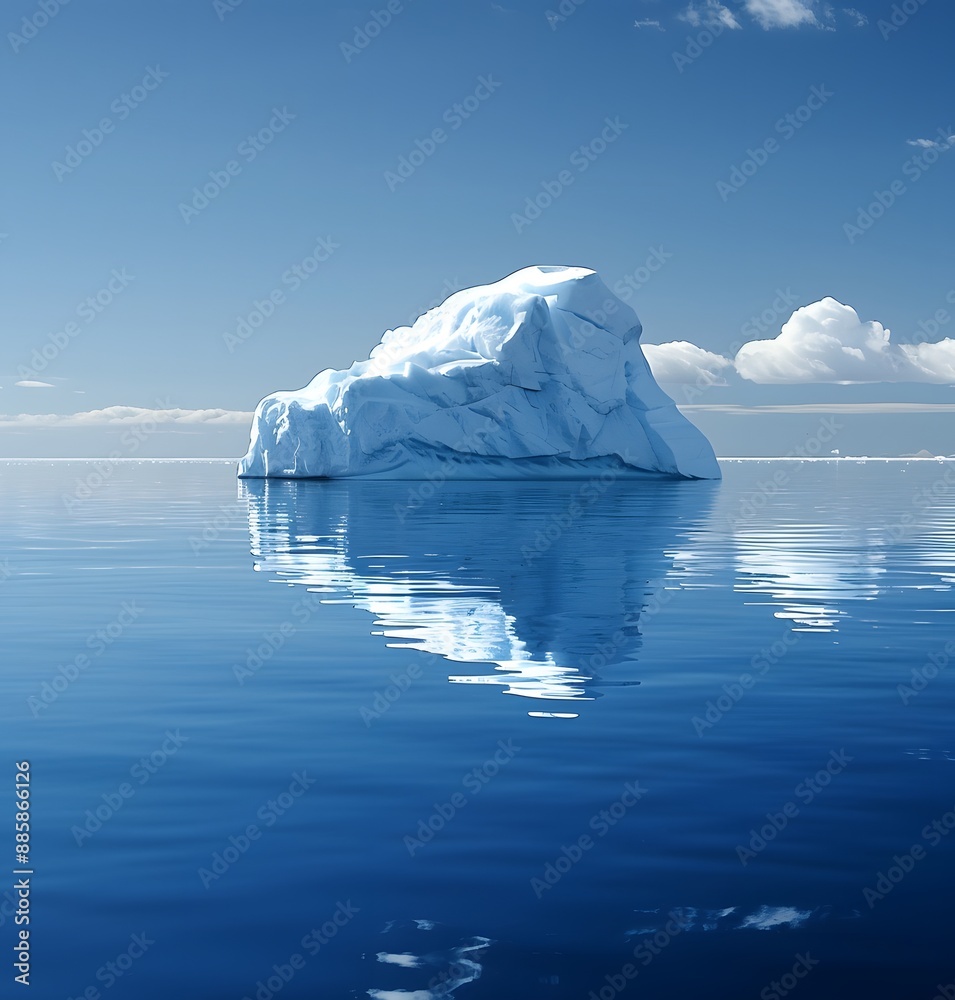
[239,478,718,712]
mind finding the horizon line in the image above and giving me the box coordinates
[0,456,953,463]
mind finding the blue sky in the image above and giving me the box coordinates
[1,0,953,457]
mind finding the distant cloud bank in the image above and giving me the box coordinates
[0,406,252,429]
[680,403,955,414]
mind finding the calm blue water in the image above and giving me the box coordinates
[1,459,954,999]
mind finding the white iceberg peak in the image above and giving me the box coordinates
[238,265,720,480]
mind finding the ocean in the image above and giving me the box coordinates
[1,459,953,999]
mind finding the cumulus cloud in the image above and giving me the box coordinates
[0,406,253,428]
[14,380,55,388]
[904,339,955,383]
[744,0,819,29]
[734,298,955,384]
[644,341,734,384]
[678,0,741,29]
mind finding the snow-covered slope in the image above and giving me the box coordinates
[238,266,720,480]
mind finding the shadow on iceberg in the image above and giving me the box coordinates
[239,475,718,714]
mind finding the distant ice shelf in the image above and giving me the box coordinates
[238,265,720,480]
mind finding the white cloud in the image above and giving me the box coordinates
[678,0,741,29]
[903,339,955,383]
[907,134,954,151]
[14,380,55,388]
[644,341,733,384]
[744,0,819,29]
[734,297,955,384]
[843,6,867,26]
[0,406,253,428]
[739,906,811,931]
[633,18,664,29]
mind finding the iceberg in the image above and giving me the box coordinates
[238,265,720,480]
